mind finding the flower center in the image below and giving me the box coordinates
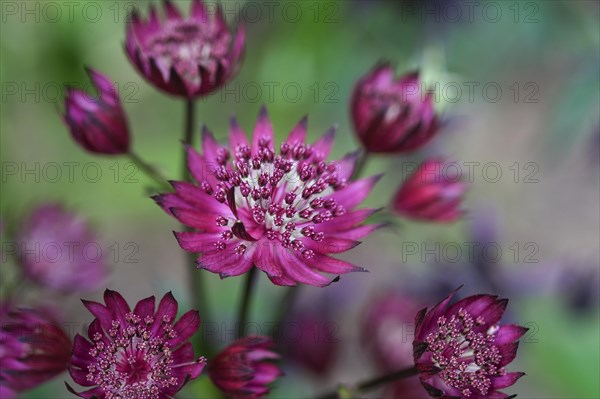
[425,308,504,397]
[145,20,231,86]
[201,139,348,260]
[86,312,179,399]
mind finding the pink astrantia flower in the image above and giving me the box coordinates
[125,0,245,98]
[67,290,206,399]
[154,108,380,287]
[16,203,108,293]
[392,159,467,222]
[63,68,130,155]
[413,290,527,399]
[0,305,71,398]
[351,62,440,153]
[209,336,282,399]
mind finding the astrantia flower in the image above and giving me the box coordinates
[209,336,282,399]
[154,108,380,287]
[413,290,527,398]
[126,0,245,98]
[351,63,440,153]
[63,68,130,155]
[0,305,71,398]
[67,290,205,399]
[16,203,108,293]
[392,159,467,222]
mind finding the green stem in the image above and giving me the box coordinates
[315,366,419,399]
[181,99,210,354]
[237,266,258,338]
[127,152,170,191]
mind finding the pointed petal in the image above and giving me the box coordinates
[286,115,308,145]
[252,106,274,153]
[229,116,250,151]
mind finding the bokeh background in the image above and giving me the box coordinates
[1,0,599,398]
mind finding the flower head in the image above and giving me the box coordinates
[0,305,71,398]
[392,159,467,222]
[209,336,282,399]
[413,289,527,398]
[126,0,245,98]
[63,68,130,155]
[351,63,440,153]
[16,203,108,293]
[67,290,205,399]
[154,107,380,287]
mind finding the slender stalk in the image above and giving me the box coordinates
[315,366,418,399]
[182,99,196,179]
[181,99,210,353]
[237,266,258,338]
[127,152,170,191]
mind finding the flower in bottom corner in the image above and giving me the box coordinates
[67,290,205,399]
[413,290,527,399]
[0,304,71,398]
[209,336,282,399]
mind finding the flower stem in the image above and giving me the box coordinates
[181,99,210,353]
[315,366,418,399]
[237,266,258,338]
[127,152,170,191]
[183,99,196,179]
[352,150,371,180]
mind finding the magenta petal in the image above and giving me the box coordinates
[275,251,333,287]
[307,254,365,274]
[103,289,131,325]
[133,296,156,321]
[191,0,207,21]
[498,342,520,367]
[329,174,381,209]
[492,372,525,389]
[311,126,336,160]
[151,292,179,333]
[229,116,250,150]
[286,115,308,145]
[252,106,274,153]
[81,300,113,331]
[163,0,182,20]
[171,207,223,231]
[169,310,201,347]
[201,125,224,161]
[186,145,214,184]
[494,325,529,345]
[174,231,222,252]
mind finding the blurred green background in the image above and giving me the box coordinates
[1,0,599,398]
